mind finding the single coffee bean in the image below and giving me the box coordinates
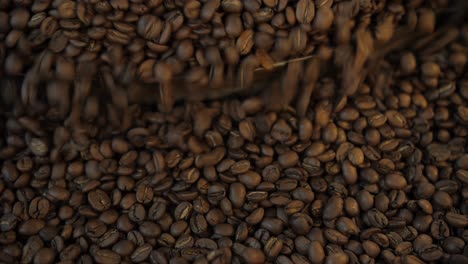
[233,243,266,264]
[93,249,121,264]
[229,182,246,208]
[445,212,468,228]
[324,229,349,245]
[313,6,334,32]
[418,244,443,261]
[88,189,111,212]
[264,237,283,258]
[278,151,299,168]
[18,219,45,235]
[33,247,56,264]
[307,240,325,264]
[395,241,413,256]
[323,195,344,220]
[131,243,152,263]
[296,0,315,24]
[236,29,254,55]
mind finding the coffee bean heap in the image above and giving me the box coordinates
[2,18,468,263]
[1,1,468,264]
[0,0,456,112]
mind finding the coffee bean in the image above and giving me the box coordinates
[96,228,119,248]
[225,14,243,38]
[230,160,251,175]
[445,212,468,228]
[289,213,313,235]
[394,241,413,256]
[323,195,344,220]
[18,219,45,236]
[290,26,307,54]
[233,243,266,264]
[236,29,255,55]
[239,118,256,142]
[33,247,56,264]
[313,6,334,32]
[131,243,152,262]
[296,0,315,24]
[418,244,443,261]
[88,189,111,212]
[221,0,243,13]
[278,151,299,168]
[324,229,349,245]
[93,249,121,264]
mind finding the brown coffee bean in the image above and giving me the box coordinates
[10,8,30,29]
[313,6,334,32]
[239,119,256,142]
[33,247,56,264]
[445,212,468,228]
[432,191,453,208]
[19,219,45,236]
[230,160,251,175]
[457,154,468,169]
[290,26,307,54]
[40,16,58,37]
[229,182,246,208]
[348,147,364,165]
[233,243,266,264]
[225,13,243,38]
[88,189,111,212]
[236,29,254,55]
[183,0,201,19]
[278,151,299,168]
[131,243,152,262]
[323,195,344,220]
[336,217,360,236]
[55,56,75,81]
[111,240,135,257]
[222,0,243,13]
[93,249,121,264]
[417,8,435,34]
[177,39,194,61]
[418,244,443,261]
[385,173,407,190]
[5,52,25,75]
[289,213,313,235]
[296,0,315,24]
[324,229,349,245]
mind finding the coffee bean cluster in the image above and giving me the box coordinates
[0,0,452,112]
[2,19,468,263]
[1,1,468,264]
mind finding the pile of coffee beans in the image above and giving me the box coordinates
[2,24,468,263]
[0,0,457,112]
[1,1,468,264]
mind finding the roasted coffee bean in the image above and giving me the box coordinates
[33,247,56,264]
[1,2,467,262]
[93,249,121,264]
[236,29,254,55]
[418,244,443,261]
[296,0,315,24]
[445,212,468,228]
[88,189,111,212]
[233,243,266,264]
[18,219,45,235]
[324,229,349,245]
[131,243,152,262]
[278,151,299,168]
